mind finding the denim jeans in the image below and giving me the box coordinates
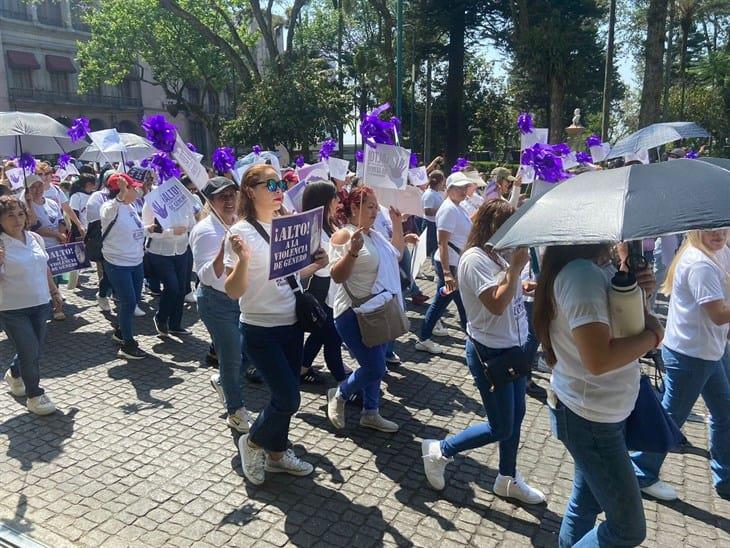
[104,262,143,342]
[143,253,161,293]
[241,322,303,452]
[302,304,346,382]
[523,301,540,367]
[98,260,112,298]
[147,252,188,331]
[419,261,467,341]
[425,220,437,259]
[197,284,248,413]
[335,308,387,411]
[440,338,527,476]
[550,401,646,547]
[632,346,730,495]
[0,302,51,398]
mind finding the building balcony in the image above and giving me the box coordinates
[0,7,31,21]
[37,14,64,27]
[9,87,142,109]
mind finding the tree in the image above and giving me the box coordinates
[638,0,669,126]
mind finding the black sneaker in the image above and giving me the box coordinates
[169,327,189,336]
[300,368,323,385]
[245,366,262,384]
[205,350,219,367]
[112,328,124,345]
[118,340,148,360]
[385,353,402,367]
[153,316,169,337]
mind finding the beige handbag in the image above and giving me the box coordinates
[343,284,410,348]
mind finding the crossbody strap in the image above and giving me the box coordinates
[447,241,462,256]
[250,220,300,293]
[101,208,120,243]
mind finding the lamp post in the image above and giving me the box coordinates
[396,0,404,119]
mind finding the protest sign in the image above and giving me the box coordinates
[47,242,90,276]
[363,144,410,189]
[5,167,31,190]
[410,228,428,281]
[590,142,612,163]
[356,161,364,180]
[145,178,194,230]
[283,179,307,213]
[55,163,80,181]
[327,157,350,181]
[520,128,548,151]
[297,161,329,183]
[171,134,208,191]
[408,166,428,188]
[269,207,323,280]
[517,165,535,184]
[88,129,127,155]
[373,185,425,217]
[562,151,579,170]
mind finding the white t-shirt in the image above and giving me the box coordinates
[100,200,145,267]
[422,188,444,222]
[86,189,110,224]
[69,192,90,228]
[435,198,472,267]
[223,220,297,327]
[329,225,380,319]
[44,184,68,207]
[550,259,640,423]
[0,231,50,311]
[458,247,528,348]
[663,246,730,361]
[190,215,229,293]
[31,198,63,248]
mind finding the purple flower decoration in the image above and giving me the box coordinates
[685,149,699,159]
[360,103,397,149]
[355,150,364,163]
[586,134,602,148]
[576,151,592,164]
[552,143,572,157]
[409,152,419,169]
[58,153,71,169]
[520,143,571,183]
[517,113,533,135]
[19,153,35,173]
[144,152,180,182]
[212,147,235,175]
[319,139,337,161]
[295,155,305,168]
[141,115,177,154]
[67,117,90,142]
[450,157,469,173]
[252,145,262,156]
[186,142,197,153]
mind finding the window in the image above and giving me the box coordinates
[0,0,29,20]
[50,72,69,94]
[9,68,32,89]
[189,121,207,157]
[187,86,200,105]
[36,0,63,26]
[120,78,140,99]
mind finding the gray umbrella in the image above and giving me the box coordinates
[489,159,730,250]
[79,133,154,163]
[606,122,709,159]
[697,157,730,171]
[0,111,88,156]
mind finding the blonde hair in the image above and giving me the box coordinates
[35,161,53,175]
[661,231,722,295]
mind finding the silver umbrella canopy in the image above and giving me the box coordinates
[79,132,154,163]
[606,122,709,159]
[697,157,730,171]
[488,159,730,250]
[0,111,88,156]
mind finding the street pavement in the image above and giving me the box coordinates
[0,270,728,547]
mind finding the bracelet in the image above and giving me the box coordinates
[348,251,359,259]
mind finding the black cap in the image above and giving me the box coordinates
[202,176,237,199]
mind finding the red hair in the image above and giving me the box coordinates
[337,185,374,224]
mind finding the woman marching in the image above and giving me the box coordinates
[0,195,63,415]
[632,230,730,501]
[421,200,545,503]
[325,185,405,433]
[225,164,328,485]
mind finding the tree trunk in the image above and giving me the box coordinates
[639,0,669,127]
[548,73,565,144]
[601,0,617,141]
[662,0,675,120]
[680,24,689,118]
[445,2,466,169]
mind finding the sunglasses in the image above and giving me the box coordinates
[255,179,287,192]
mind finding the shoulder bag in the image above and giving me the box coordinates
[342,283,410,348]
[625,375,684,453]
[250,221,327,332]
[85,210,119,263]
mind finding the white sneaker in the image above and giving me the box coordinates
[359,413,399,433]
[133,305,145,317]
[422,439,452,490]
[185,291,197,304]
[210,373,225,406]
[641,480,678,501]
[432,320,449,337]
[227,407,253,433]
[97,296,111,312]
[4,369,25,397]
[238,434,265,485]
[493,472,546,505]
[27,393,56,416]
[415,339,442,354]
[327,387,346,429]
[265,449,313,476]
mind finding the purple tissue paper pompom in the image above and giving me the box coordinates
[360,103,398,148]
[586,134,602,148]
[252,145,262,156]
[186,142,197,153]
[67,117,90,142]
[295,155,305,168]
[58,153,71,169]
[685,149,699,159]
[520,143,572,183]
[141,115,177,154]
[146,152,180,182]
[212,146,236,175]
[552,143,571,157]
[355,150,364,163]
[576,151,592,164]
[450,157,469,173]
[517,112,533,135]
[19,153,36,173]
[319,139,337,161]
[409,152,419,169]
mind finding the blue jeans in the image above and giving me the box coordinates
[632,346,730,495]
[197,284,248,413]
[425,220,437,259]
[551,402,646,547]
[419,261,467,341]
[147,251,188,331]
[441,339,527,476]
[104,262,143,342]
[302,304,346,382]
[241,323,303,452]
[335,308,387,411]
[0,302,51,398]
[523,301,540,367]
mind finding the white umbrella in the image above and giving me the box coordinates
[79,132,154,163]
[607,122,709,160]
[0,111,88,156]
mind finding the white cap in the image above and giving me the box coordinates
[445,171,472,189]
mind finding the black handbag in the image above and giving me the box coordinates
[468,337,531,391]
[84,212,119,263]
[251,221,327,332]
[304,274,331,306]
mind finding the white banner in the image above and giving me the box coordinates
[171,134,208,191]
[363,144,410,189]
[520,128,548,151]
[327,157,349,181]
[144,177,194,230]
[373,185,424,217]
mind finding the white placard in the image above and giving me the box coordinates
[517,165,535,184]
[88,129,128,154]
[171,134,208,191]
[410,228,428,281]
[373,185,424,217]
[327,157,349,181]
[5,167,31,190]
[408,166,428,187]
[356,162,364,180]
[520,128,549,151]
[590,142,612,163]
[297,161,329,183]
[283,179,307,213]
[144,177,194,230]
[561,151,578,170]
[363,144,410,189]
[55,163,80,181]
